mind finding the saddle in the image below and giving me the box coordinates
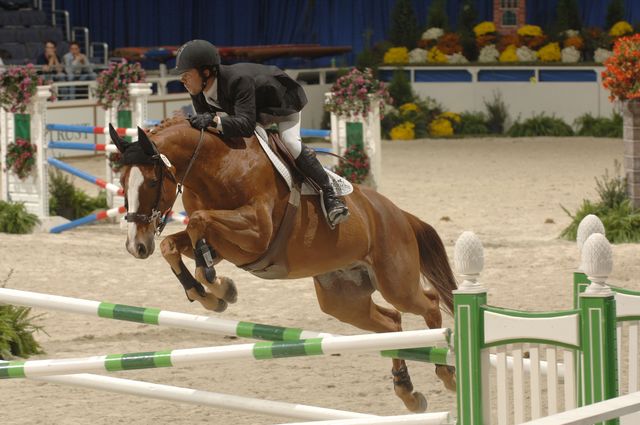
[238,128,352,279]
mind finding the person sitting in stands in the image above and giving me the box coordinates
[36,40,65,82]
[63,41,96,100]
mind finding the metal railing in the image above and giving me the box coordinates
[51,9,70,40]
[71,26,90,55]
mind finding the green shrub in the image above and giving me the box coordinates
[427,0,449,31]
[381,97,442,139]
[508,113,574,137]
[49,170,108,220]
[388,69,414,107]
[0,201,40,234]
[484,92,509,134]
[575,113,622,138]
[389,0,420,49]
[561,162,640,243]
[456,112,489,135]
[0,304,44,359]
[606,0,624,31]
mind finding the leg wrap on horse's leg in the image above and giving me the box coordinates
[391,364,414,392]
[173,261,207,301]
[194,238,217,283]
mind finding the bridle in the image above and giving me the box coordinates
[124,129,207,236]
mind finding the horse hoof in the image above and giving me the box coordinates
[214,298,228,312]
[411,392,428,413]
[221,277,237,303]
[204,266,216,283]
[436,365,457,392]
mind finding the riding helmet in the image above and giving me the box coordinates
[170,39,220,75]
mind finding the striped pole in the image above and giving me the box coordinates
[0,329,450,379]
[301,129,330,138]
[48,157,123,195]
[49,206,127,234]
[35,374,375,421]
[48,141,118,153]
[46,123,138,137]
[0,288,452,364]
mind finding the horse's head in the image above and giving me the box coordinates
[109,124,178,259]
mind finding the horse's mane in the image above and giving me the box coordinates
[150,116,247,150]
[151,117,190,133]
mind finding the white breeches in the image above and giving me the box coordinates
[258,112,302,158]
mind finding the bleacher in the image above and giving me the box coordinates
[0,1,107,67]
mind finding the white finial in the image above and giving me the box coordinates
[577,214,605,251]
[581,233,613,295]
[454,231,485,291]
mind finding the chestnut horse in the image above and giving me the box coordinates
[109,118,457,412]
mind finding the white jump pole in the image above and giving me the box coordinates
[34,373,376,421]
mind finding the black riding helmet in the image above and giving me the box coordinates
[170,39,220,75]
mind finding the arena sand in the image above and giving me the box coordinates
[0,137,638,424]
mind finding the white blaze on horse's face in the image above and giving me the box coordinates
[125,166,155,259]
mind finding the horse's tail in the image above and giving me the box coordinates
[404,212,458,315]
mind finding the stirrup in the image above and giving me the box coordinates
[319,189,349,230]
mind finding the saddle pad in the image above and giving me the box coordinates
[254,127,353,197]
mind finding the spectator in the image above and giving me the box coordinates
[36,40,65,82]
[63,41,96,99]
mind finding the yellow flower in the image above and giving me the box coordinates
[517,25,543,37]
[537,42,561,62]
[429,118,454,137]
[390,122,415,140]
[499,45,518,62]
[473,21,496,37]
[383,47,409,64]
[610,21,633,37]
[427,46,448,63]
[439,111,461,123]
[399,102,419,113]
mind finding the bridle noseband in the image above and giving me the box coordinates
[124,129,206,236]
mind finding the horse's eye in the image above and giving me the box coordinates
[149,180,158,188]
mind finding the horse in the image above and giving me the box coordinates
[108,118,458,412]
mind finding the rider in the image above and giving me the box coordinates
[171,39,349,228]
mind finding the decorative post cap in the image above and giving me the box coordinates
[581,233,613,295]
[35,85,52,98]
[454,231,485,292]
[577,214,605,252]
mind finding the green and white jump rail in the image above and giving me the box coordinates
[0,287,454,365]
[0,328,449,379]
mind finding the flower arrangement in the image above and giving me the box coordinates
[478,45,500,62]
[516,46,537,62]
[436,33,463,55]
[399,102,418,113]
[390,121,415,140]
[610,21,633,38]
[517,25,543,37]
[334,143,370,184]
[564,35,584,50]
[408,48,427,63]
[497,33,521,52]
[95,60,146,110]
[325,68,392,118]
[602,34,640,101]
[499,45,518,62]
[473,21,496,37]
[561,46,581,63]
[0,64,54,114]
[595,47,614,63]
[5,138,36,180]
[429,112,460,137]
[383,47,409,64]
[427,46,448,63]
[537,42,562,62]
[447,53,469,64]
[422,27,444,41]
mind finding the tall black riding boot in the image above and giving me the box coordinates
[295,145,349,228]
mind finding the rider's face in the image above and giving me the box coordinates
[180,69,203,95]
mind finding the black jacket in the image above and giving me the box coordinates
[191,63,308,138]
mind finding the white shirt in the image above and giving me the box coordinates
[204,78,220,109]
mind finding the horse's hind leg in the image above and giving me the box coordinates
[159,231,227,312]
[313,268,427,413]
[373,259,456,394]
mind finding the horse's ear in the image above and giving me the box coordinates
[109,124,129,153]
[138,126,159,156]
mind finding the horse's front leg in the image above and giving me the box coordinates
[159,230,228,312]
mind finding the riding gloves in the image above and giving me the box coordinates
[189,112,215,130]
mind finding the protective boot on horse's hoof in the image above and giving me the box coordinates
[295,145,349,229]
[195,238,217,283]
